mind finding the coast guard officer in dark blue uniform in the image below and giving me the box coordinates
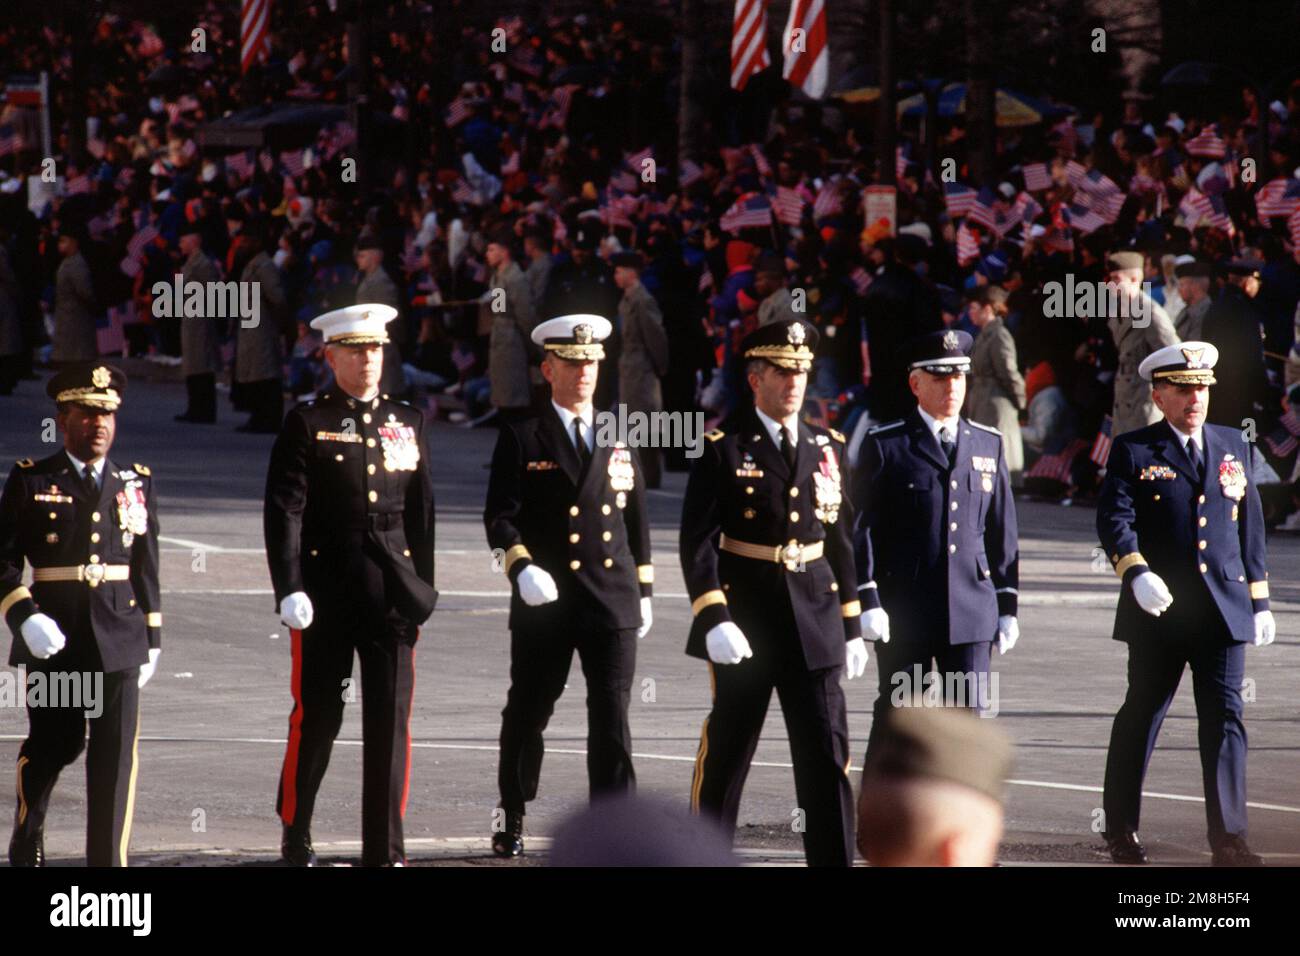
[852,330,1020,753]
[1097,341,1274,867]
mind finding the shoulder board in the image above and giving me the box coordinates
[133,463,151,476]
[969,422,1002,437]
[16,458,34,468]
[867,420,905,435]
[828,428,846,443]
[705,429,725,442]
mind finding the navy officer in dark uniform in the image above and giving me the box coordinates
[680,318,866,867]
[484,313,653,857]
[1,364,161,866]
[264,304,438,867]
[852,330,1020,753]
[1097,341,1274,866]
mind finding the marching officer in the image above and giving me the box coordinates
[483,314,653,857]
[264,304,438,867]
[852,330,1020,754]
[1097,341,1273,866]
[1,364,161,866]
[680,318,866,867]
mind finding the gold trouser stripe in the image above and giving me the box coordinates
[145,612,162,628]
[502,544,531,575]
[31,565,130,583]
[119,708,142,867]
[718,534,824,564]
[637,564,654,584]
[1249,581,1269,600]
[16,755,29,825]
[1,586,32,617]
[1113,552,1146,578]
[689,664,716,813]
[841,600,862,619]
[691,590,727,615]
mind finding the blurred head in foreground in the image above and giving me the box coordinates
[549,795,738,867]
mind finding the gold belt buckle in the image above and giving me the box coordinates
[782,541,804,572]
[83,563,105,588]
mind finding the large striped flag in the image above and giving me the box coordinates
[720,191,772,233]
[813,176,843,220]
[731,0,770,91]
[772,185,807,226]
[955,222,981,266]
[782,0,827,98]
[241,0,272,74]
[1185,124,1227,159]
[1255,176,1300,220]
[943,182,978,218]
[1021,162,1052,192]
[1025,439,1088,484]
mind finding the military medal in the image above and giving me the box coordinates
[116,482,148,537]
[1218,457,1246,501]
[378,424,420,471]
[812,447,841,523]
[608,445,635,492]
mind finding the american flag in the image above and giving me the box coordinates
[599,187,640,229]
[731,0,770,91]
[781,0,827,98]
[1185,124,1227,159]
[1289,207,1300,248]
[1066,202,1105,234]
[1025,439,1088,484]
[1181,188,1233,233]
[608,169,637,193]
[720,191,772,233]
[225,151,253,179]
[813,176,843,219]
[1264,407,1300,458]
[965,187,1000,231]
[241,0,272,74]
[1075,188,1125,225]
[747,143,773,179]
[894,146,911,181]
[772,185,806,226]
[679,159,704,188]
[126,224,159,260]
[1012,191,1043,225]
[509,44,544,78]
[279,149,305,178]
[698,267,715,295]
[1128,172,1161,196]
[849,265,872,296]
[955,222,981,266]
[444,98,472,127]
[0,124,20,156]
[1255,176,1300,220]
[1022,162,1052,192]
[86,136,106,159]
[539,84,581,131]
[624,146,653,178]
[500,150,520,176]
[943,182,978,218]
[1065,160,1088,187]
[450,178,477,205]
[1195,161,1230,197]
[1089,416,1113,467]
[1079,168,1121,200]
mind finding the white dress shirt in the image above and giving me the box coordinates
[1167,419,1204,457]
[916,406,961,447]
[552,400,595,454]
[754,406,800,453]
[65,450,106,491]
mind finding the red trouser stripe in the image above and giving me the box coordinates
[279,627,304,825]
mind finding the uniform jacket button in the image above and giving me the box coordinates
[603,558,613,568]
[570,560,581,571]
[602,531,612,541]
[368,490,378,502]
[92,511,101,522]
[1200,563,1208,573]
[90,532,100,543]
[602,504,611,515]
[367,438,376,447]
[789,487,799,497]
[570,506,580,516]
[368,464,376,475]
[789,512,799,522]
[569,533,580,543]
[948,544,957,554]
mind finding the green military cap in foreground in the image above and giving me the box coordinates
[861,707,1014,804]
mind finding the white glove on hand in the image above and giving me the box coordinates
[138,648,162,689]
[516,564,559,606]
[705,622,753,665]
[19,613,67,660]
[996,615,1020,655]
[1254,610,1276,647]
[279,591,314,630]
[845,637,869,679]
[860,606,891,642]
[637,597,652,639]
[1132,571,1173,616]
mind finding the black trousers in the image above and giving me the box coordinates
[497,608,637,814]
[1103,636,1248,848]
[867,637,993,755]
[14,667,140,867]
[276,613,417,865]
[238,377,283,431]
[182,372,217,422]
[690,646,855,867]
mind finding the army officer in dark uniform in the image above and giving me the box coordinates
[1097,341,1273,867]
[264,304,438,867]
[1,364,161,866]
[680,318,866,867]
[484,313,653,857]
[852,330,1020,754]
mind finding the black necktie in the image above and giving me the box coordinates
[780,425,797,471]
[82,464,98,498]
[573,418,591,473]
[1188,438,1203,482]
[939,426,956,468]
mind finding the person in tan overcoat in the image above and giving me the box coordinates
[965,285,1026,485]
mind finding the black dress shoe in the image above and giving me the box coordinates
[1212,835,1264,867]
[1105,831,1148,864]
[281,825,317,867]
[8,828,44,867]
[491,810,524,857]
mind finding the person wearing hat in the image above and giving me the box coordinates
[612,251,669,488]
[234,220,287,433]
[1105,250,1180,438]
[852,330,1020,753]
[1172,260,1214,340]
[965,285,1026,485]
[856,707,1013,866]
[1,364,161,865]
[52,226,100,363]
[354,234,407,399]
[540,225,620,406]
[522,226,553,308]
[174,220,222,424]
[680,318,864,867]
[483,314,653,857]
[1097,341,1274,867]
[263,305,438,866]
[484,226,539,420]
[1201,259,1268,431]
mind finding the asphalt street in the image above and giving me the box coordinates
[1,370,1296,866]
